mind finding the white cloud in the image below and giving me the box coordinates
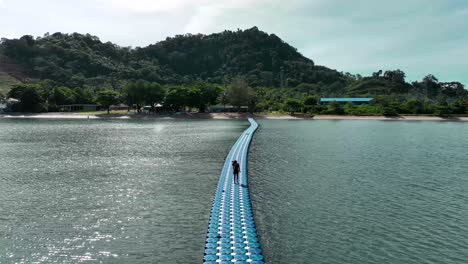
[103,0,202,12]
[103,0,264,13]
[182,0,272,33]
[0,0,466,84]
[99,0,274,34]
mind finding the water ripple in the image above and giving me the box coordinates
[0,119,247,264]
[250,120,468,264]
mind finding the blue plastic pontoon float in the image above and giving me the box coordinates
[203,118,264,264]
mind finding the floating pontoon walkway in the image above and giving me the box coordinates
[203,118,264,264]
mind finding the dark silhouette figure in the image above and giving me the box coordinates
[232,160,240,184]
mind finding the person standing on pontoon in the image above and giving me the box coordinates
[232,160,240,184]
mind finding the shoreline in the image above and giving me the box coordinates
[1,112,468,122]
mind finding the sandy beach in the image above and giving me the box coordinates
[1,112,468,121]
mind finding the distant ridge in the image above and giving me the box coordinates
[0,27,466,100]
[0,27,344,89]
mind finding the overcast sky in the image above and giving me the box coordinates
[1,0,467,85]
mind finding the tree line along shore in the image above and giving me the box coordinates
[1,28,467,117]
[2,77,467,117]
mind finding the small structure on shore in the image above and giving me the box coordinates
[59,104,102,112]
[140,103,169,114]
[208,105,249,113]
[1,98,20,112]
[110,104,129,111]
[320,98,374,105]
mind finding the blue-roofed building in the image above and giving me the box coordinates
[320,98,374,105]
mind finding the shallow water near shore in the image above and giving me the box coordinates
[0,119,247,263]
[249,120,468,264]
[2,119,468,264]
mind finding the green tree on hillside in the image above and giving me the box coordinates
[165,85,190,111]
[7,83,47,112]
[384,69,406,83]
[434,101,452,117]
[226,78,255,111]
[200,83,223,110]
[296,83,320,95]
[123,81,166,112]
[343,102,357,115]
[96,89,121,114]
[382,106,399,117]
[402,100,424,114]
[187,82,222,112]
[451,101,467,115]
[422,74,440,99]
[303,95,318,112]
[145,82,165,112]
[51,86,78,105]
[285,98,303,114]
[75,88,95,104]
[327,101,344,115]
[123,80,146,112]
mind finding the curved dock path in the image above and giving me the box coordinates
[203,118,264,264]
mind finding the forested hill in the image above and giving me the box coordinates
[0,27,344,89]
[1,27,467,114]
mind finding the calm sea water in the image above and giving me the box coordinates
[2,119,468,264]
[249,120,468,264]
[0,119,246,264]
